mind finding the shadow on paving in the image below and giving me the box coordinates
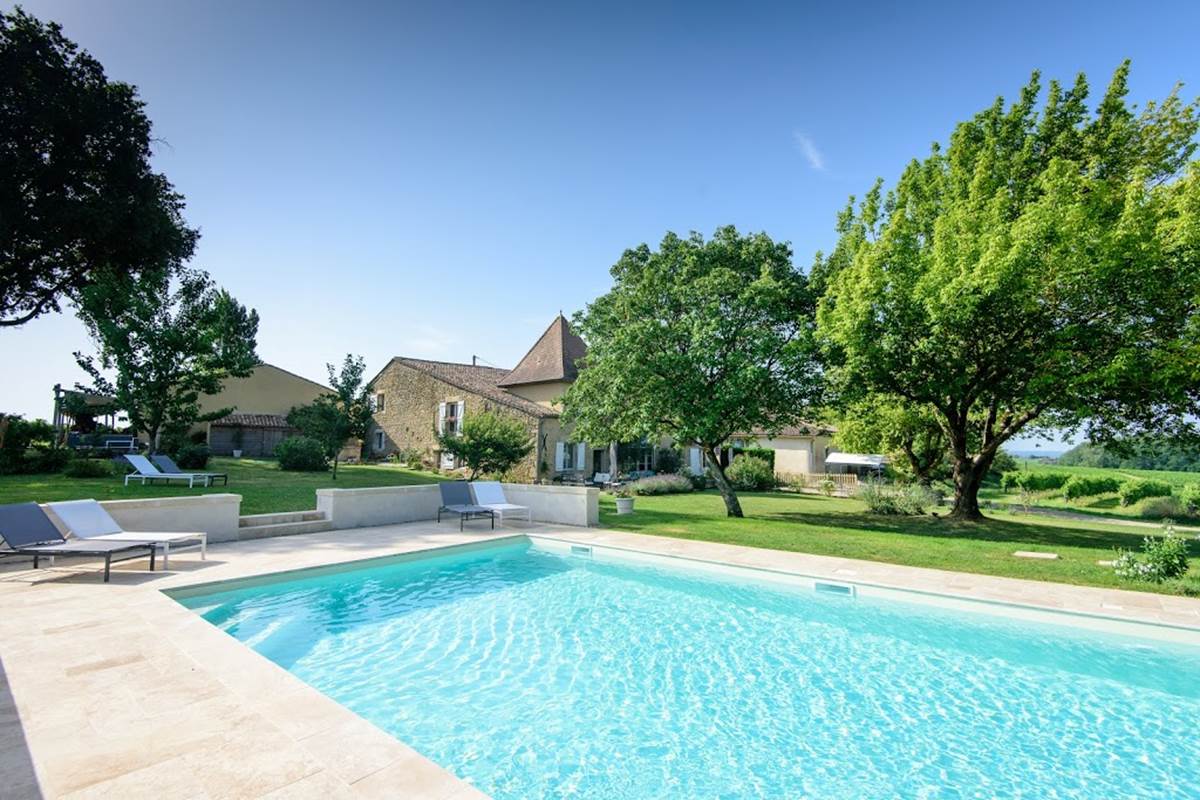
[0,655,44,799]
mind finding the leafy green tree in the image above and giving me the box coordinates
[327,355,374,459]
[0,8,196,327]
[817,63,1200,519]
[287,399,350,478]
[437,411,533,480]
[74,269,259,452]
[287,355,373,478]
[834,398,948,486]
[563,226,822,517]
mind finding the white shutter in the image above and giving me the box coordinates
[689,447,702,473]
[437,402,447,434]
[555,442,565,471]
[456,401,465,434]
[575,443,586,471]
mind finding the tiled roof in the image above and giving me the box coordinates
[732,422,835,439]
[392,358,558,419]
[497,315,587,387]
[211,413,294,428]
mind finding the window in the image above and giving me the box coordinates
[374,430,385,451]
[555,441,587,473]
[438,401,464,436]
[373,393,385,412]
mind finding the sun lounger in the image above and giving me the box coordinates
[150,454,228,487]
[470,481,532,524]
[0,502,157,582]
[437,482,495,531]
[123,454,206,488]
[47,499,206,570]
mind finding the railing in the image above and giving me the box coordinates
[779,472,860,494]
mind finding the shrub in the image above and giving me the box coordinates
[857,481,934,515]
[0,415,59,474]
[1179,483,1200,515]
[732,446,775,470]
[630,474,694,496]
[173,443,211,469]
[819,478,837,497]
[62,457,113,478]
[275,436,329,471]
[23,447,71,474]
[1138,496,1186,520]
[999,470,1070,492]
[394,447,423,467]
[725,455,775,491]
[680,467,708,490]
[1118,478,1173,507]
[1113,523,1192,582]
[437,412,534,479]
[1061,475,1121,501]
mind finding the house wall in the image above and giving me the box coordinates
[208,424,297,457]
[193,364,330,433]
[506,380,572,410]
[369,361,543,481]
[742,434,833,476]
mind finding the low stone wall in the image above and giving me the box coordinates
[44,493,243,544]
[316,482,598,530]
[316,484,443,530]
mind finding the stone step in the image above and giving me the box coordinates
[236,518,334,540]
[239,510,327,528]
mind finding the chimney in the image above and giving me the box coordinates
[472,355,477,366]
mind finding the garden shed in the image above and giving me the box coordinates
[207,413,297,457]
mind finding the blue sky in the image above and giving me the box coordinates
[5,0,1199,450]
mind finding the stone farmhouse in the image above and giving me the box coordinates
[367,315,837,483]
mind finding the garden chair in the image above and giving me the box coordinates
[470,481,532,524]
[150,454,228,486]
[122,454,205,488]
[437,482,495,531]
[0,502,157,582]
[47,499,206,570]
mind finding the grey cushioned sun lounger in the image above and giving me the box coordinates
[150,454,228,487]
[0,502,157,582]
[437,482,495,531]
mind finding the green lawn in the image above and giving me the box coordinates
[599,490,1200,596]
[0,457,447,516]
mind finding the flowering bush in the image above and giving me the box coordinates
[630,474,694,496]
[1112,523,1192,583]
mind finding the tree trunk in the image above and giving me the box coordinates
[949,454,994,520]
[704,446,743,518]
[332,454,339,480]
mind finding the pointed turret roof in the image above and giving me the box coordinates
[497,314,587,387]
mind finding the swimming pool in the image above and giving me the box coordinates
[172,537,1200,799]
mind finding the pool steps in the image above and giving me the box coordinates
[237,510,333,540]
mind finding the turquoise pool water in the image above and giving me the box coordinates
[174,539,1200,799]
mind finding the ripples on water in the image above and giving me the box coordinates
[179,542,1200,799]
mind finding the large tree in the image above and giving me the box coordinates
[563,226,822,517]
[0,8,197,327]
[817,63,1200,519]
[74,269,259,451]
[834,397,948,486]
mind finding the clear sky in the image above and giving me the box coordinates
[4,0,1199,450]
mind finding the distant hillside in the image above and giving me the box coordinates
[1058,439,1200,473]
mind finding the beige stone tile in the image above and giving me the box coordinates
[258,769,358,800]
[252,685,350,741]
[181,714,323,800]
[299,717,413,784]
[59,752,209,800]
[349,751,473,800]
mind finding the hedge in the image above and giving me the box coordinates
[999,471,1070,492]
[1061,475,1121,501]
[1118,478,1173,507]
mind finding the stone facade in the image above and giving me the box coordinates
[368,360,551,481]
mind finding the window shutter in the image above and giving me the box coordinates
[555,442,565,471]
[437,402,447,434]
[575,443,585,470]
[689,447,702,473]
[457,401,465,433]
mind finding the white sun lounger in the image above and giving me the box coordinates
[469,481,532,524]
[47,499,207,570]
[122,454,207,488]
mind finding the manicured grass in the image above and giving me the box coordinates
[0,457,447,516]
[599,490,1200,596]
